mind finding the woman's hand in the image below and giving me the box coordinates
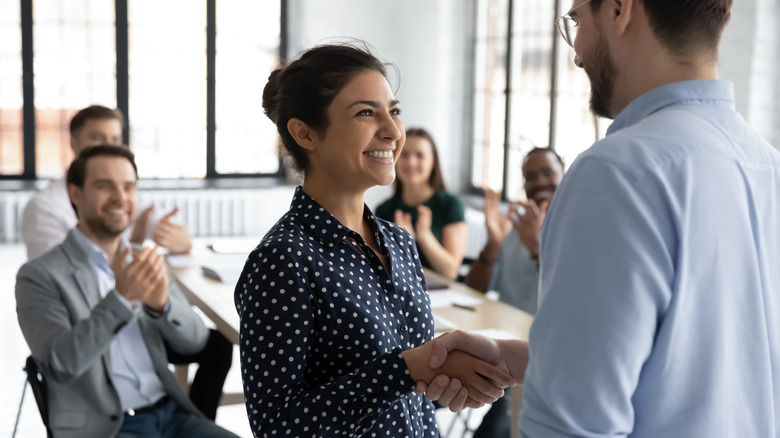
[394,209,415,238]
[402,341,512,408]
[414,205,434,242]
[415,330,529,411]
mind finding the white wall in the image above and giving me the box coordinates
[286,0,477,207]
[720,0,780,148]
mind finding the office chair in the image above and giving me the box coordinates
[13,355,52,438]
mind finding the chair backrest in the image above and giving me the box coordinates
[24,355,52,437]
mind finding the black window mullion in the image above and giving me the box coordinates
[205,0,216,177]
[500,0,514,200]
[548,0,561,151]
[115,0,129,145]
[21,0,35,179]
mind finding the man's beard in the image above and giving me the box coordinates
[84,216,126,240]
[584,32,619,119]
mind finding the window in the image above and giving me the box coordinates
[33,0,116,179]
[0,0,23,176]
[128,0,207,178]
[0,0,284,180]
[471,0,608,200]
[215,1,282,175]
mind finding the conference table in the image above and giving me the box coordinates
[169,241,533,437]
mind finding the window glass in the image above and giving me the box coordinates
[504,0,554,201]
[470,0,510,191]
[33,0,116,179]
[128,0,206,178]
[0,0,23,175]
[215,0,281,174]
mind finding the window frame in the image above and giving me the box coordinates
[469,0,595,200]
[1,0,286,181]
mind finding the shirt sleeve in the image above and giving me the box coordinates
[234,246,416,437]
[519,156,675,437]
[440,192,466,225]
[21,190,73,260]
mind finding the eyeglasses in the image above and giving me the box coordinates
[556,0,593,47]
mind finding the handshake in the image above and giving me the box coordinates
[402,330,530,412]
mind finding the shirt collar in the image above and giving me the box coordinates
[607,79,735,136]
[289,186,388,249]
[71,226,130,270]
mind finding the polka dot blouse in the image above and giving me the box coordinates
[234,187,438,437]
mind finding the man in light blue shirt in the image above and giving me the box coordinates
[418,0,780,436]
[16,145,238,438]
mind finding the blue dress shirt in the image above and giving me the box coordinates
[520,80,780,437]
[71,228,167,411]
[235,187,438,437]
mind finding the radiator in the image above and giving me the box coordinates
[0,186,296,244]
[0,191,33,243]
[139,187,294,238]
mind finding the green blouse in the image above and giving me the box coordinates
[375,190,466,269]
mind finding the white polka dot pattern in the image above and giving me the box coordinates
[234,187,438,437]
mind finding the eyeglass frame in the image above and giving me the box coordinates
[556,0,594,47]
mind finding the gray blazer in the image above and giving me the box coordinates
[16,230,209,438]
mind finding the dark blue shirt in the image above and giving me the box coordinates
[235,187,438,437]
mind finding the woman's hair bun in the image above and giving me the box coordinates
[262,68,284,124]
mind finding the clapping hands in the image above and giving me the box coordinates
[511,199,549,259]
[111,245,169,312]
[393,205,433,242]
[131,205,193,254]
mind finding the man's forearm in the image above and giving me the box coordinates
[464,240,502,293]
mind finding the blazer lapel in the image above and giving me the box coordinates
[62,231,102,309]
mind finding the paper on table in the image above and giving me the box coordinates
[471,328,524,340]
[169,252,248,285]
[427,289,483,309]
[167,254,197,268]
[433,314,457,332]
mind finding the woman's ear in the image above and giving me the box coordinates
[287,118,317,152]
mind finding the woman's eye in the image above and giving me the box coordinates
[390,108,402,116]
[356,109,373,116]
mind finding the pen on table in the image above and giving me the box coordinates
[452,303,477,312]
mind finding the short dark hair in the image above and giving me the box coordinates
[393,127,447,197]
[67,145,137,214]
[524,147,564,168]
[262,42,391,173]
[69,105,124,137]
[590,0,732,56]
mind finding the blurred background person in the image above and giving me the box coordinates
[376,128,467,279]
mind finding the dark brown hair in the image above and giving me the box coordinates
[589,0,732,56]
[524,147,564,168]
[67,145,137,214]
[67,145,137,188]
[393,127,446,197]
[69,105,124,137]
[262,42,390,173]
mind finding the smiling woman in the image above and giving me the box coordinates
[375,128,468,279]
[233,43,511,437]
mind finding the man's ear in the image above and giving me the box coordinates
[609,0,634,37]
[67,184,81,215]
[287,118,318,152]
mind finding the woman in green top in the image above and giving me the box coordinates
[375,128,467,279]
